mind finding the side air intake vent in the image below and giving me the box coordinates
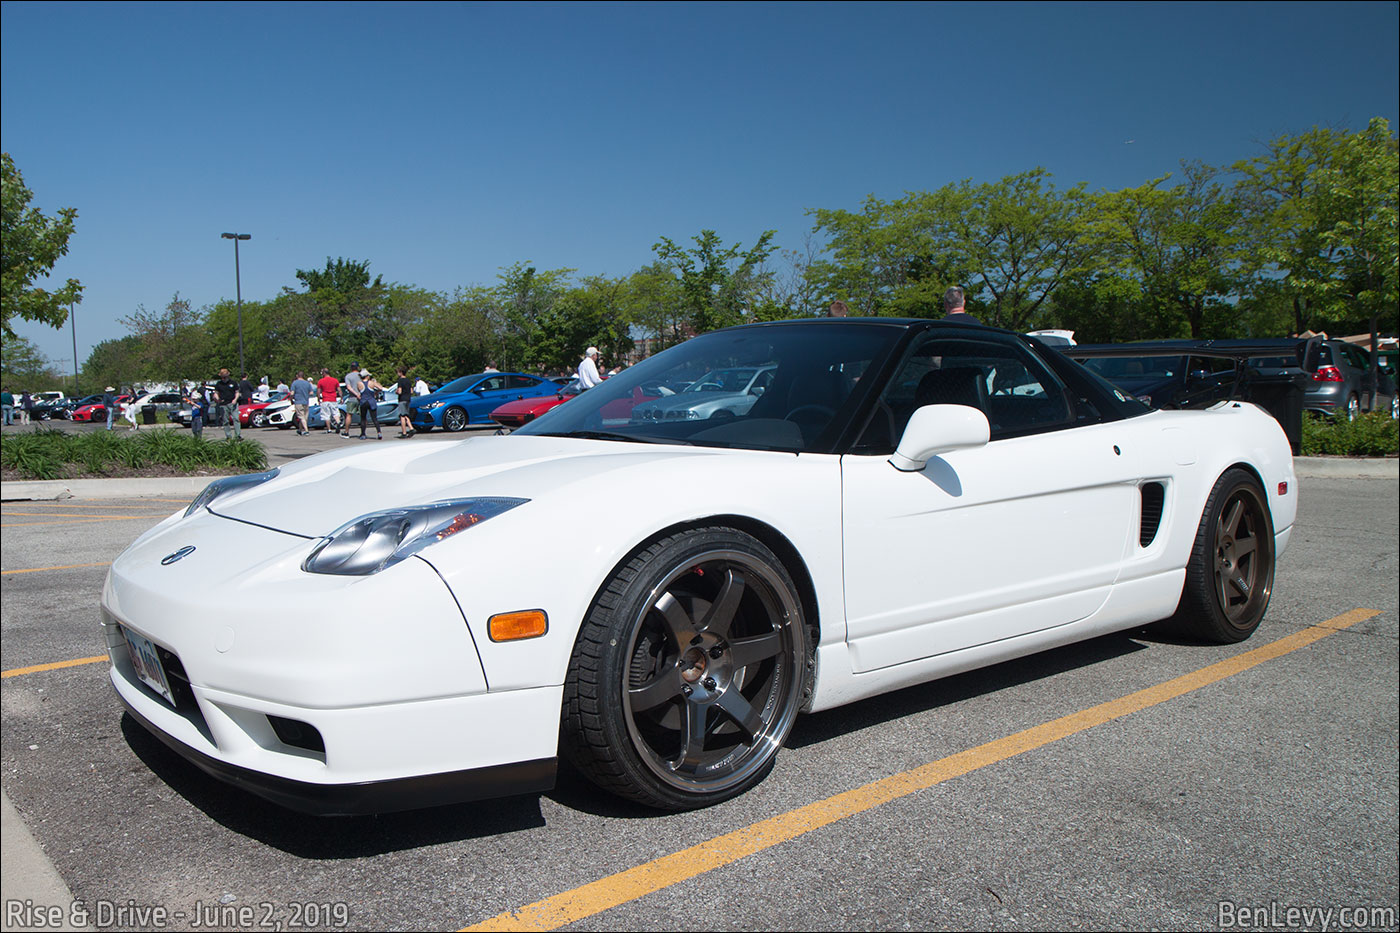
[1140,482,1166,547]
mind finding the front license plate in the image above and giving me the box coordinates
[123,627,175,705]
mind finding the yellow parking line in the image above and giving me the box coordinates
[462,608,1380,932]
[1,561,111,575]
[1,516,155,527]
[1,655,109,679]
[8,502,183,510]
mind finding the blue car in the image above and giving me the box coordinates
[409,372,560,432]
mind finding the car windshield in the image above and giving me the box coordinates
[1081,356,1181,379]
[514,322,905,452]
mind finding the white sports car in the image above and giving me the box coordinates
[101,319,1295,814]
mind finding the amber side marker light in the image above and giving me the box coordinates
[489,610,549,642]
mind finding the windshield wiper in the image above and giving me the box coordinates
[537,430,687,445]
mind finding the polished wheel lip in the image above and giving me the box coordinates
[1213,486,1272,627]
[620,547,802,796]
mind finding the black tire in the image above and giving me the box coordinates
[562,527,811,810]
[442,407,468,432]
[1167,469,1275,643]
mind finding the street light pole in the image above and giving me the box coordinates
[221,232,251,376]
[70,300,79,397]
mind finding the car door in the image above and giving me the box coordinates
[840,331,1143,673]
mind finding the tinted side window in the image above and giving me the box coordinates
[854,335,1073,452]
[506,375,539,390]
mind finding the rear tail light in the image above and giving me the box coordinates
[1312,365,1344,382]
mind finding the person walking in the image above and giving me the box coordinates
[316,368,341,434]
[356,369,384,440]
[394,367,416,438]
[290,371,314,435]
[1,388,13,426]
[342,364,365,438]
[20,391,34,425]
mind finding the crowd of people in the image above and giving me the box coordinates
[5,346,617,436]
[177,364,431,440]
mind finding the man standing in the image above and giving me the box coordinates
[941,286,983,324]
[103,386,118,430]
[316,368,341,434]
[290,371,314,435]
[342,364,365,438]
[577,347,605,389]
[213,369,242,439]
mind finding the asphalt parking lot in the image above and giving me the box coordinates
[1,468,1396,932]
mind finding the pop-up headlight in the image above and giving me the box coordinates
[185,469,280,518]
[302,497,527,576]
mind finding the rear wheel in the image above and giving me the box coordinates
[1345,394,1360,421]
[562,527,811,810]
[1166,469,1275,643]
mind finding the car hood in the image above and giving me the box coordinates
[210,435,709,537]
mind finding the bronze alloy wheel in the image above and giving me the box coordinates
[564,527,810,809]
[1168,468,1275,644]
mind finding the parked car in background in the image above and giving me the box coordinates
[31,396,82,420]
[71,395,132,423]
[490,379,582,429]
[32,391,65,405]
[1073,349,1239,410]
[1247,339,1397,421]
[410,372,560,432]
[129,391,186,422]
[629,365,777,424]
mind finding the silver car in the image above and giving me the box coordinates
[629,365,776,423]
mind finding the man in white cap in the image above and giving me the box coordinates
[577,347,605,389]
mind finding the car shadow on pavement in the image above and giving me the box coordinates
[120,714,546,857]
[787,630,1149,750]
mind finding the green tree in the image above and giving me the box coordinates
[652,230,777,335]
[491,263,574,371]
[620,261,687,353]
[82,335,145,394]
[1,333,64,389]
[119,292,209,382]
[1092,163,1245,338]
[1,152,83,339]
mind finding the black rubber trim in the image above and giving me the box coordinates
[120,696,555,816]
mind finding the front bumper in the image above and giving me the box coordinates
[102,511,561,813]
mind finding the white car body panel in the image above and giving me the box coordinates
[100,319,1297,811]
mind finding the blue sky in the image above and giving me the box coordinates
[3,1,1397,371]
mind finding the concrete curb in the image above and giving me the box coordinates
[1293,456,1397,478]
[1,789,92,931]
[1,475,233,501]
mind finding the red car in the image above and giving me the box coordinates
[71,395,133,422]
[490,380,580,428]
[237,391,289,428]
[490,379,663,429]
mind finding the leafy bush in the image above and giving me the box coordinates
[1301,411,1400,456]
[1,426,268,479]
